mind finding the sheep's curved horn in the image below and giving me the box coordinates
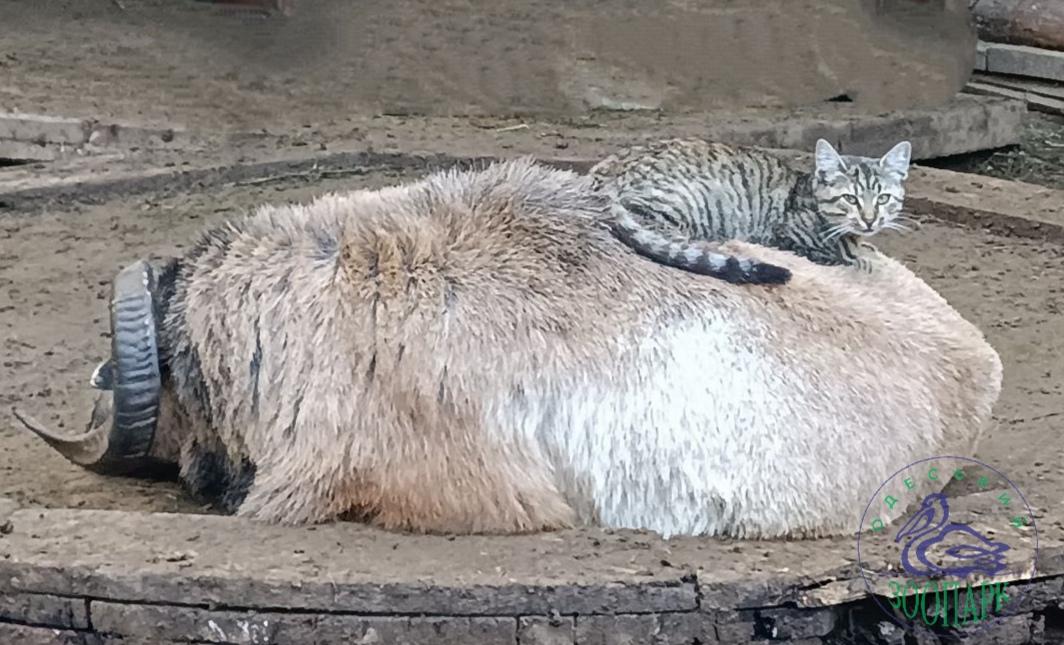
[11,404,109,465]
[106,260,162,459]
[13,260,162,472]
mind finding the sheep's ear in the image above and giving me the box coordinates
[879,140,912,179]
[815,139,847,179]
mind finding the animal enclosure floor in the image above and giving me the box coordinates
[1,165,1062,553]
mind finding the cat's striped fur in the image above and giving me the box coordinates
[590,138,913,286]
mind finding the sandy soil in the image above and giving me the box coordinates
[0,0,971,124]
[1,164,1062,546]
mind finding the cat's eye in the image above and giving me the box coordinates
[842,194,859,205]
[876,194,892,205]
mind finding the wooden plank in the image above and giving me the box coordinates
[984,42,1064,83]
[971,71,1064,100]
[966,69,1064,115]
[965,80,1064,116]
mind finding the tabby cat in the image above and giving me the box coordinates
[589,138,914,285]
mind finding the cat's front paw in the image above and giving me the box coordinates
[854,242,879,273]
[854,257,876,273]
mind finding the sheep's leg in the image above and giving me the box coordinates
[234,455,579,532]
[366,465,579,535]
[233,464,347,525]
[180,440,257,514]
[230,395,578,530]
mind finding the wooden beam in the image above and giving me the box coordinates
[965,73,1064,116]
[972,0,1064,52]
[982,41,1064,83]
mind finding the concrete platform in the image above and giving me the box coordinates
[0,502,1059,644]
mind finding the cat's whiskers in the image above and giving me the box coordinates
[883,221,914,233]
[822,224,853,242]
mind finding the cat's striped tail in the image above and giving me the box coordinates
[608,207,792,286]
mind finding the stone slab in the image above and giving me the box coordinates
[712,619,758,642]
[993,576,1064,616]
[0,147,415,211]
[0,140,61,163]
[0,507,1059,643]
[518,615,574,645]
[984,42,1064,82]
[0,509,698,615]
[755,607,837,640]
[906,167,1064,241]
[726,95,1023,160]
[574,614,713,645]
[0,592,89,629]
[0,112,89,146]
[573,615,661,645]
[0,623,102,645]
[89,602,517,644]
[0,112,199,151]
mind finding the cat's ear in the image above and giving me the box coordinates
[879,141,912,179]
[814,139,846,179]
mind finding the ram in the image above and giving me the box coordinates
[14,159,1002,539]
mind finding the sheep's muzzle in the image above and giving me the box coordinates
[12,260,163,474]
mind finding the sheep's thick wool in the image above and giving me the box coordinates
[122,159,1003,538]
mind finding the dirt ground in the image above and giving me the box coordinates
[0,0,971,124]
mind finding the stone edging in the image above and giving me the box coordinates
[0,95,1027,210]
[0,503,1061,644]
[3,146,1062,248]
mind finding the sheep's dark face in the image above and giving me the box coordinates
[13,260,171,476]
